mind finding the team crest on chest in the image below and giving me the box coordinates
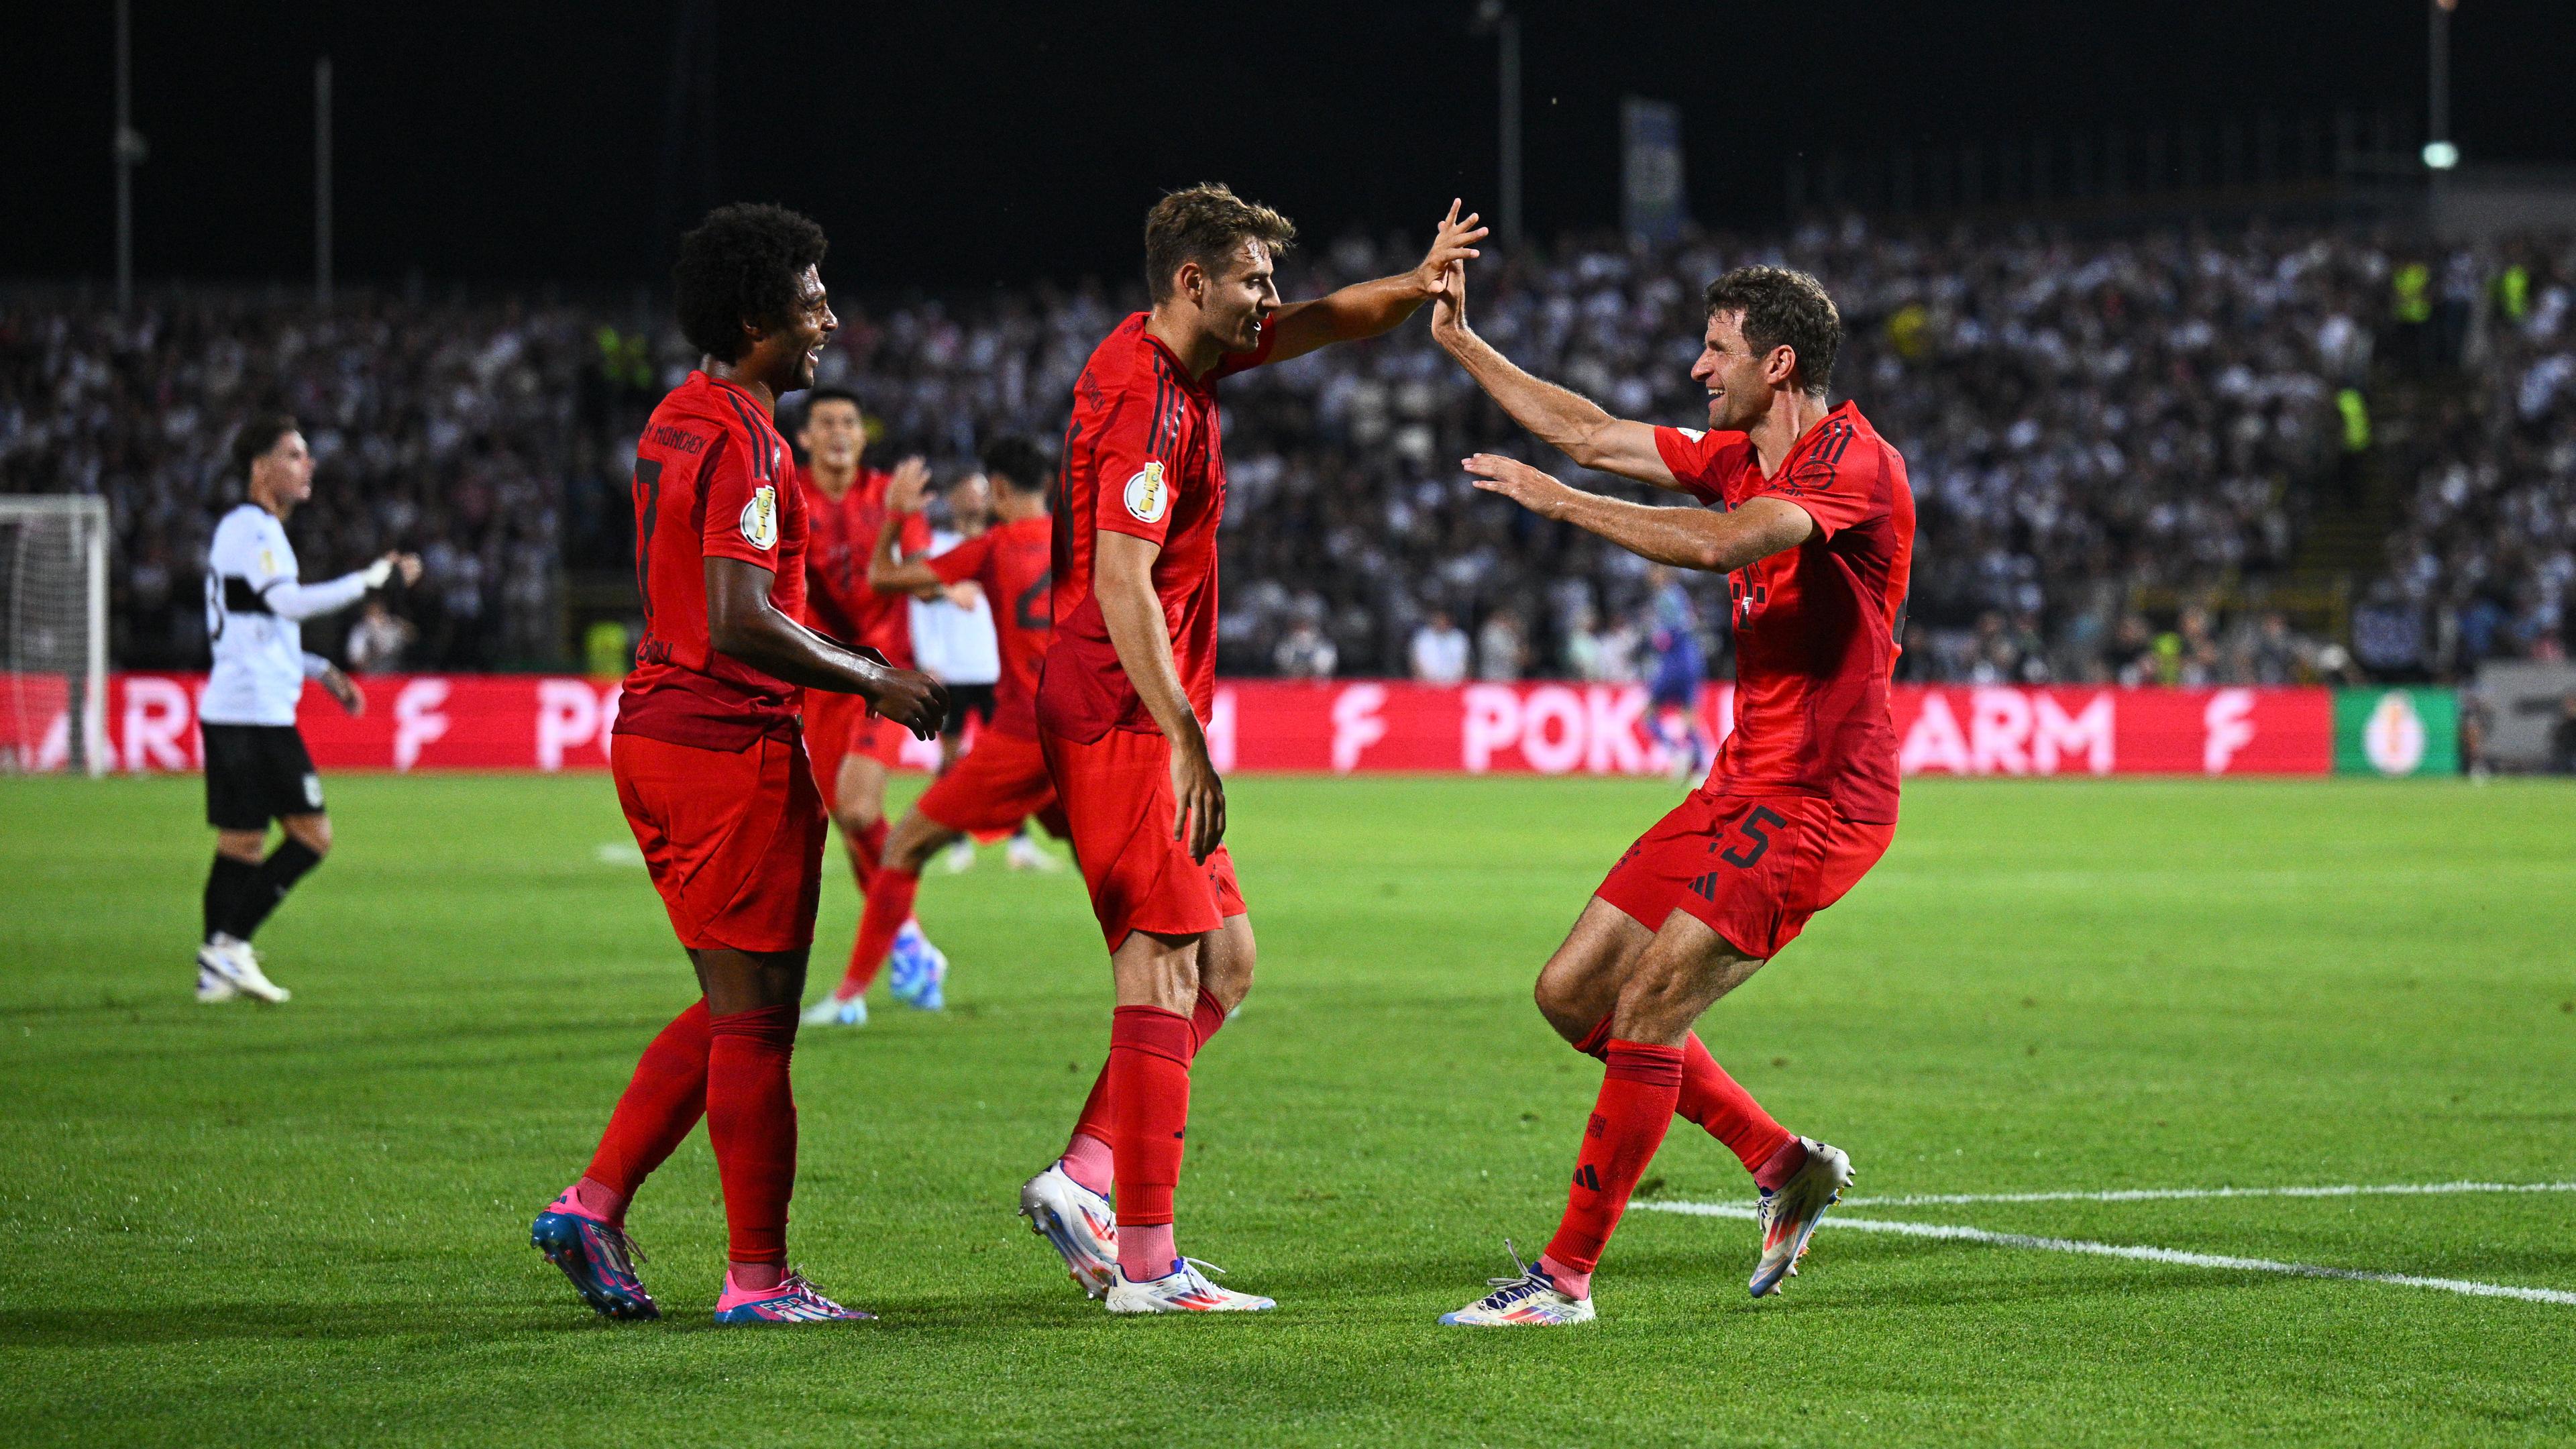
[740,485,779,550]
[1124,460,1171,524]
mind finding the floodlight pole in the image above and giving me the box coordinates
[315,56,333,308]
[114,0,133,313]
[2428,0,2452,156]
[1498,8,1522,249]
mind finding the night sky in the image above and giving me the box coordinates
[10,1,2576,294]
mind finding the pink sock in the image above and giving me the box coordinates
[727,1260,787,1294]
[1538,1252,1591,1300]
[1121,1222,1177,1281]
[1059,1133,1114,1197]
[1754,1136,1809,1193]
[553,1176,627,1224]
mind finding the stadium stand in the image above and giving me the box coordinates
[3,220,2568,682]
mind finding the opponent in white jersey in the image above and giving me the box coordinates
[193,415,419,1005]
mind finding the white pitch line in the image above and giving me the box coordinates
[1837,1180,2576,1209]
[1639,1200,2576,1307]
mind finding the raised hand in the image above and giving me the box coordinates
[1462,452,1571,519]
[1412,199,1489,298]
[888,455,932,513]
[1429,260,1470,342]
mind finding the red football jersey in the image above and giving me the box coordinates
[614,371,808,751]
[1036,312,1273,742]
[800,464,930,667]
[928,513,1053,739]
[1652,401,1915,824]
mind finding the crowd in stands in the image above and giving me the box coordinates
[3,216,2569,685]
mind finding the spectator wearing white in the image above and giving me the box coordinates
[1477,609,1527,683]
[1273,618,1338,680]
[909,472,1003,777]
[347,598,417,674]
[1410,609,1470,684]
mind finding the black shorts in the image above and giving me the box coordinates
[202,723,325,829]
[942,682,997,736]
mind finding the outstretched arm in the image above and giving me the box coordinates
[1263,201,1489,364]
[1462,453,1813,574]
[1427,263,1683,492]
[704,556,947,738]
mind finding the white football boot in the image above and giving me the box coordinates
[196,936,289,1003]
[1006,833,1062,872]
[1105,1258,1275,1314]
[1439,1242,1595,1326]
[194,963,241,1003]
[1750,1137,1854,1297]
[801,991,867,1028]
[1017,1162,1118,1297]
[940,837,976,874]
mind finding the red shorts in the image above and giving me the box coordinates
[1038,724,1246,949]
[612,729,828,955]
[916,727,1063,837]
[802,690,905,808]
[1595,791,1893,960]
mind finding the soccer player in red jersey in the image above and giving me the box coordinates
[806,435,1064,1014]
[1426,261,1914,1326]
[529,204,945,1326]
[793,388,947,1025]
[1015,185,1489,1313]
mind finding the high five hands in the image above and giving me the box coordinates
[1415,200,1487,309]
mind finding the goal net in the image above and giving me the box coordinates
[0,496,110,775]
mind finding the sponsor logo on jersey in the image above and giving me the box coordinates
[1123,461,1170,525]
[740,485,779,550]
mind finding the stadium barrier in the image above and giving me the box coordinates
[3,674,2456,777]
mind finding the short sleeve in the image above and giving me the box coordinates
[926,531,994,586]
[1091,387,1187,546]
[699,434,784,566]
[1750,438,1888,540]
[1650,427,1747,505]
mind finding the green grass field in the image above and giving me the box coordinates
[4,771,2575,1446]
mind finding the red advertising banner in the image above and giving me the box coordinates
[13,675,2332,778]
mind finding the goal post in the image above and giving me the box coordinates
[0,496,111,776]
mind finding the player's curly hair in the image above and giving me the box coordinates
[1704,266,1841,398]
[230,413,300,480]
[978,435,1051,496]
[673,203,829,362]
[1144,183,1296,302]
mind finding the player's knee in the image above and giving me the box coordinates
[832,800,881,837]
[286,816,333,857]
[885,813,949,872]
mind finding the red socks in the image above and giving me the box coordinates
[851,818,888,887]
[706,1004,799,1267]
[582,1000,712,1214]
[1106,1005,1193,1281]
[836,862,920,1000]
[1063,989,1228,1199]
[1542,1040,1682,1275]
[1188,987,1228,1053]
[1677,1032,1795,1175]
[1573,1014,1793,1179]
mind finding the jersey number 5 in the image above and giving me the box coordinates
[1719,806,1788,869]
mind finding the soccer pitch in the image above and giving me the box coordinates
[3,771,2573,1446]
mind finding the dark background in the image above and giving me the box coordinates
[9,1,2576,292]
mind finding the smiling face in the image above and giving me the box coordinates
[748,264,838,394]
[1195,239,1281,354]
[1689,309,1790,433]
